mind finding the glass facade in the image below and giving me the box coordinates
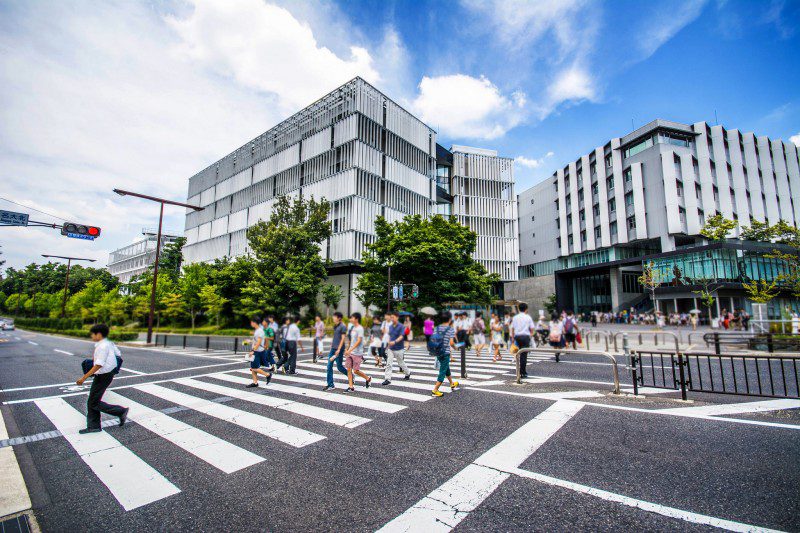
[647,247,791,286]
[572,273,611,313]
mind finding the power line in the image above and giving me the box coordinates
[0,196,64,220]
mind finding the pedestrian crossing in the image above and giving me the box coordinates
[29,346,521,512]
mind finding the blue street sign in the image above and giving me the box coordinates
[397,285,404,300]
[66,232,95,241]
[0,210,29,226]
[392,286,399,299]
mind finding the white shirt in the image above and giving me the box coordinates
[510,312,535,337]
[285,323,301,341]
[92,339,119,374]
[549,320,564,336]
[349,325,365,355]
[253,327,266,352]
[381,320,391,342]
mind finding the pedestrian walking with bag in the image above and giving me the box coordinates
[344,312,372,392]
[423,316,434,342]
[510,303,535,378]
[246,316,273,388]
[274,317,289,372]
[313,315,325,363]
[429,311,459,397]
[473,312,486,358]
[75,324,128,434]
[548,312,566,351]
[382,311,411,385]
[490,312,503,361]
[323,312,349,391]
[369,316,385,367]
[563,310,580,349]
[260,316,277,372]
[283,316,302,374]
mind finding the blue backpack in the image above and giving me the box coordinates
[427,327,448,358]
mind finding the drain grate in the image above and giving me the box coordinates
[0,514,31,533]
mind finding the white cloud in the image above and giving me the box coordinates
[635,0,708,60]
[166,0,380,114]
[545,65,597,114]
[791,133,800,147]
[410,75,526,140]
[515,152,554,169]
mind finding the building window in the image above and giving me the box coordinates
[531,198,535,204]
[556,218,560,228]
[623,135,655,158]
[567,214,572,225]
[610,221,618,235]
[609,198,616,212]
[532,232,535,238]
[593,205,600,217]
[591,183,599,195]
[624,168,633,183]
[580,211,585,222]
[578,189,584,201]
[557,237,561,248]
[581,230,586,243]
[594,226,601,239]
[624,191,634,206]
[607,177,615,191]
[605,155,612,168]
[676,182,683,197]
[627,216,636,230]
[568,235,574,246]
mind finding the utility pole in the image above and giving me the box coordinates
[387,264,392,314]
[41,255,96,318]
[113,189,203,344]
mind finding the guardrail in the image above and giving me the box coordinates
[154,333,249,353]
[612,330,680,353]
[631,349,800,400]
[514,347,620,394]
[583,330,612,352]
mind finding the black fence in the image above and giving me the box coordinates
[631,350,800,400]
[153,333,247,353]
[702,332,800,353]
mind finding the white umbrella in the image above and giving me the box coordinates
[689,309,701,314]
[419,306,437,315]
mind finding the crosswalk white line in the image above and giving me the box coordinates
[292,364,448,397]
[174,377,370,428]
[401,355,518,371]
[119,367,146,375]
[27,341,38,345]
[35,397,181,511]
[379,400,583,532]
[53,349,74,355]
[103,391,263,473]
[350,361,498,380]
[134,383,324,448]
[301,363,477,391]
[230,371,405,413]
[657,398,800,416]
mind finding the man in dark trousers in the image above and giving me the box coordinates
[76,324,128,434]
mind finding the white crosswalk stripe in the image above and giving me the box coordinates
[103,391,264,473]
[35,397,181,511]
[134,383,325,448]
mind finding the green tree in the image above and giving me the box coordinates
[320,283,343,317]
[0,291,6,311]
[769,220,800,245]
[207,256,256,323]
[179,263,209,329]
[200,284,228,326]
[743,279,779,304]
[159,237,187,282]
[66,280,106,323]
[355,214,498,312]
[161,292,187,325]
[244,195,332,317]
[700,213,737,241]
[739,220,773,242]
[638,261,665,314]
[543,293,557,315]
[692,277,718,324]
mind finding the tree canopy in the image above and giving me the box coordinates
[700,213,737,241]
[355,214,498,313]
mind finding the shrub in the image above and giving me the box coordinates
[15,317,83,330]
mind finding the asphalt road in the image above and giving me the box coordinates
[1,328,798,532]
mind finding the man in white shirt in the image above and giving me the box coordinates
[75,324,128,434]
[509,303,536,379]
[283,316,303,374]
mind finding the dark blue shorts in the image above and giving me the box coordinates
[250,350,269,369]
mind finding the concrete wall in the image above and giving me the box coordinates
[504,274,555,315]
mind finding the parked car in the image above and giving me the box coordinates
[2,320,15,330]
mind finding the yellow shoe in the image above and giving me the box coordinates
[431,389,444,397]
[450,381,460,390]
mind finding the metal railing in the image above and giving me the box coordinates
[583,330,612,352]
[154,333,247,353]
[613,330,680,352]
[631,349,800,400]
[514,347,620,394]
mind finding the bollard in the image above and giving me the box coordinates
[460,344,467,378]
[586,332,591,351]
[714,333,720,355]
[623,333,637,396]
[234,337,239,354]
[676,352,688,401]
[654,334,659,346]
[206,336,210,351]
[638,333,642,345]
[767,333,774,353]
[183,335,187,349]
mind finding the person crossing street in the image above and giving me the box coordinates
[382,311,411,385]
[430,311,459,397]
[246,316,272,388]
[323,312,348,391]
[344,312,372,392]
[75,324,128,434]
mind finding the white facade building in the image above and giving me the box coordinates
[107,232,181,284]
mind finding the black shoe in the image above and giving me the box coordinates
[266,373,272,385]
[119,408,129,427]
[79,427,102,434]
[322,385,334,391]
[246,383,259,388]
[404,374,411,380]
[344,387,355,393]
[365,377,371,389]
[381,380,391,386]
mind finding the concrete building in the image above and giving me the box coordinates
[509,119,800,317]
[107,230,181,284]
[182,77,517,313]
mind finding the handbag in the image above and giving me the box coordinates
[548,331,561,343]
[244,352,255,362]
[576,331,582,344]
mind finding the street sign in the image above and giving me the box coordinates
[0,210,29,226]
[65,232,95,241]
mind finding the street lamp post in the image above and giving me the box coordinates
[41,255,96,318]
[113,189,203,344]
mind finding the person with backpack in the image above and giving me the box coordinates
[490,312,503,361]
[261,316,276,372]
[273,316,287,371]
[369,315,385,367]
[429,311,459,397]
[344,312,372,392]
[246,316,273,388]
[283,316,302,374]
[548,312,566,350]
[563,310,580,349]
[323,312,349,391]
[473,312,486,358]
[382,310,411,385]
[509,303,535,379]
[75,324,128,434]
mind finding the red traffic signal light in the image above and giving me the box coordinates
[61,222,101,239]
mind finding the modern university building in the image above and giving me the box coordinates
[180,77,518,314]
[507,119,800,318]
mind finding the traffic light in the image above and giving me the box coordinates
[61,222,101,240]
[411,284,419,298]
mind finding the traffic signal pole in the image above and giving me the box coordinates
[387,265,391,314]
[41,255,97,318]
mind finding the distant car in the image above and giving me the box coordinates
[2,321,15,330]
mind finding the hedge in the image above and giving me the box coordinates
[14,317,83,330]
[16,324,139,342]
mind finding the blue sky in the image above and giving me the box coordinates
[0,0,798,271]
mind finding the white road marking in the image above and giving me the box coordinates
[0,407,32,517]
[379,400,583,532]
[292,364,432,401]
[34,397,180,511]
[27,341,38,345]
[119,367,146,375]
[277,366,458,393]
[53,349,74,356]
[134,383,324,448]
[512,468,783,533]
[658,399,800,416]
[226,371,405,413]
[174,377,370,428]
[104,391,263,473]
